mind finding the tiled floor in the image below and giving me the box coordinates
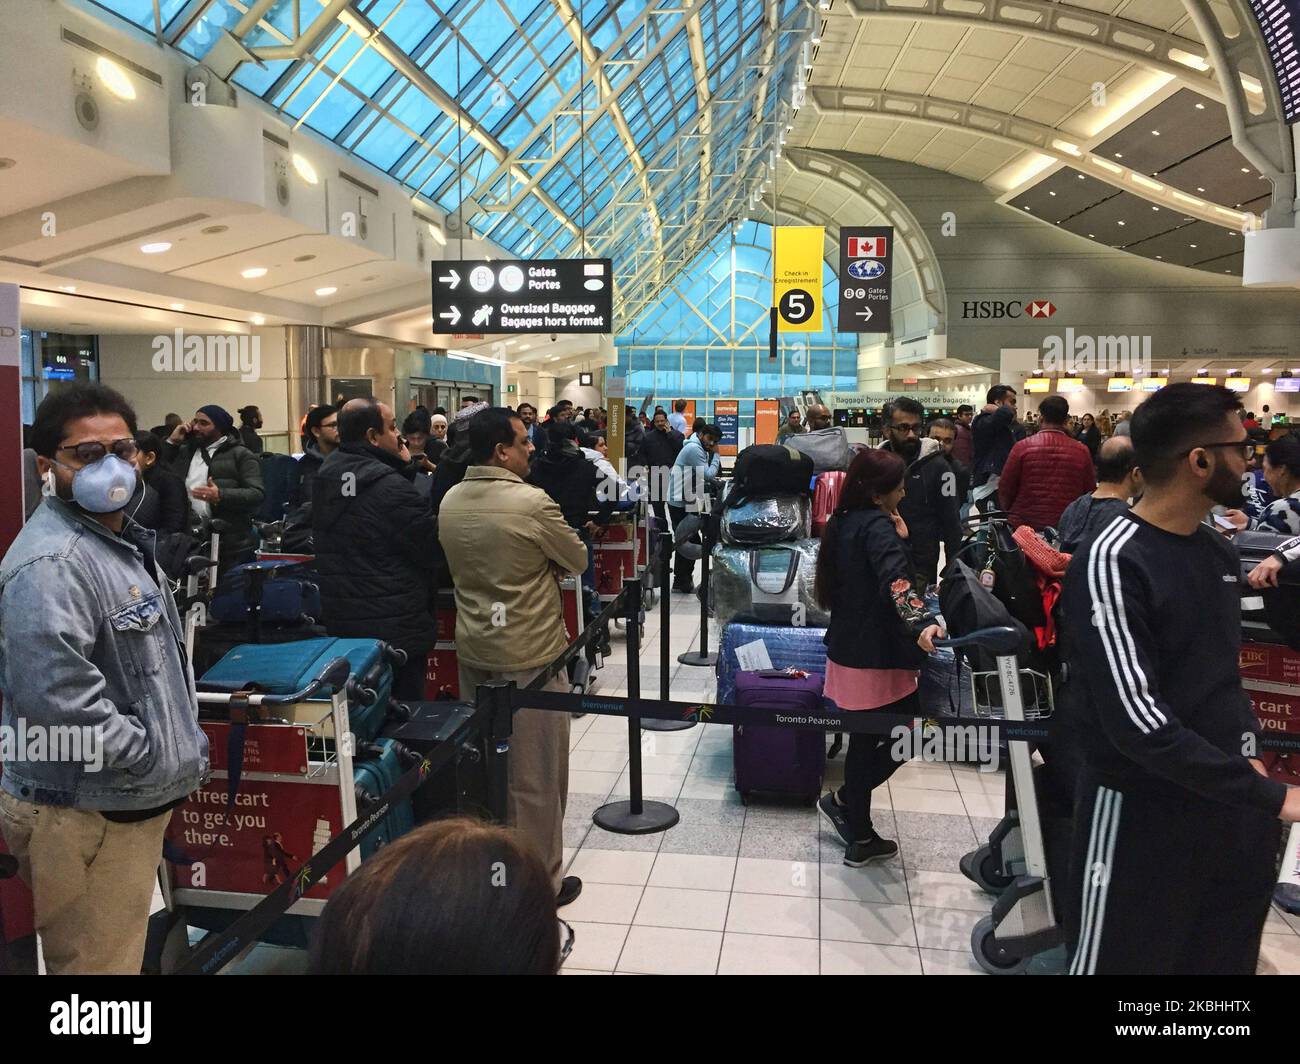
[560,589,1300,976]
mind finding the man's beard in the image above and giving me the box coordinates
[1207,458,1245,508]
[895,437,921,460]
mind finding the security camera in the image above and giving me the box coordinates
[551,333,558,342]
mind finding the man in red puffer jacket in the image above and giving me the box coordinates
[999,394,1096,530]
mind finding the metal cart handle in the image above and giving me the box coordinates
[195,655,353,706]
[934,626,1022,656]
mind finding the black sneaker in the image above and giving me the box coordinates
[818,792,853,846]
[557,875,583,907]
[844,836,899,867]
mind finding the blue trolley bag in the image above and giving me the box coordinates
[199,636,400,743]
[352,738,418,859]
[209,558,322,626]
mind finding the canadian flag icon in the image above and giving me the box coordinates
[1026,300,1056,318]
[848,236,887,258]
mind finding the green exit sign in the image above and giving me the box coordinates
[506,383,516,393]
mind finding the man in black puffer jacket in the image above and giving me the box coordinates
[529,419,602,531]
[311,398,439,698]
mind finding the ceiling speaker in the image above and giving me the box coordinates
[74,92,99,131]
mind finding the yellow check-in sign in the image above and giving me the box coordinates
[773,226,824,333]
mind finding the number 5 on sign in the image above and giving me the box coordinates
[773,226,824,333]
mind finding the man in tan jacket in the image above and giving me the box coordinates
[438,407,589,906]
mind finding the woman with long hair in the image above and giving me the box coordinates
[1079,412,1101,458]
[815,448,945,867]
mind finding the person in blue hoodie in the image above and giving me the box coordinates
[667,422,722,592]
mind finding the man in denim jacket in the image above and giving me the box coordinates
[0,384,208,974]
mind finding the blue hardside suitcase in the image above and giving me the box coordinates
[353,737,417,859]
[209,559,322,626]
[199,636,398,742]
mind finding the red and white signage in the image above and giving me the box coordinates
[1025,300,1057,318]
[847,236,887,258]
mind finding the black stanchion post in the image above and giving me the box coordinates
[644,528,694,731]
[481,682,512,825]
[678,505,718,667]
[593,577,680,834]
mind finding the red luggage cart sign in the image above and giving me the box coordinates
[1245,679,1300,785]
[201,722,310,776]
[425,643,461,700]
[166,778,346,900]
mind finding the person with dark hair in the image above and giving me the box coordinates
[162,404,264,570]
[401,411,436,475]
[952,404,974,466]
[1078,412,1102,459]
[623,404,646,468]
[529,418,602,532]
[0,384,208,974]
[311,398,439,698]
[667,422,723,593]
[668,398,689,436]
[814,448,945,867]
[290,403,338,510]
[310,818,564,974]
[927,417,971,503]
[149,412,183,440]
[1056,435,1141,553]
[127,431,189,535]
[777,407,804,442]
[236,405,264,454]
[428,402,489,517]
[460,394,481,409]
[971,384,1024,508]
[439,409,589,907]
[641,408,685,531]
[1238,433,1300,535]
[998,394,1096,531]
[517,402,547,454]
[878,397,961,587]
[1061,383,1300,975]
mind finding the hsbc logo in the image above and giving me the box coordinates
[848,236,887,258]
[960,299,1057,319]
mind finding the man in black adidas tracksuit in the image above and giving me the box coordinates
[1062,383,1300,975]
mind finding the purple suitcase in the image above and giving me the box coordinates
[733,669,828,804]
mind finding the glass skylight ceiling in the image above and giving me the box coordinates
[88,0,816,328]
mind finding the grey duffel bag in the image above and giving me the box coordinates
[786,427,851,473]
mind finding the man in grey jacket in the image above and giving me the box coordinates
[0,384,208,974]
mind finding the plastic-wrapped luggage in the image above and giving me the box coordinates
[720,495,811,546]
[811,471,844,537]
[717,622,830,705]
[711,538,828,628]
[733,670,827,802]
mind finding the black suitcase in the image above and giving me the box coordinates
[1234,530,1300,646]
[381,701,504,824]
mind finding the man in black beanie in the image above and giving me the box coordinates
[163,403,264,570]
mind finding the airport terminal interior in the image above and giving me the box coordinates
[3,0,1300,980]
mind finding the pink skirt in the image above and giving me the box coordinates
[824,660,919,711]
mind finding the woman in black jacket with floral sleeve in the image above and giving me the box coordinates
[815,448,945,867]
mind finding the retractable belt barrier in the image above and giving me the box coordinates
[176,566,1300,973]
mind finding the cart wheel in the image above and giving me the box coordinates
[961,844,1014,895]
[971,914,1030,975]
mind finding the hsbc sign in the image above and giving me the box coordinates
[961,299,1057,319]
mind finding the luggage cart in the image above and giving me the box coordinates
[148,655,362,971]
[936,628,1062,975]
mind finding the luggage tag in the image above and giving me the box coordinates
[756,667,809,679]
[979,563,996,590]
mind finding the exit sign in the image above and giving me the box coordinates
[506,384,516,393]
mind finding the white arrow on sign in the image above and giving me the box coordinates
[438,307,461,326]
[438,269,461,289]
[856,307,874,322]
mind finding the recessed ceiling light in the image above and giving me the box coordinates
[141,241,172,254]
[1189,243,1197,248]
[201,224,229,235]
[1152,130,1161,136]
[1048,190,1057,196]
[1117,220,1126,226]
[1088,233,1095,237]
[1155,255,1162,259]
[58,285,76,292]
[292,154,318,185]
[250,314,266,325]
[1077,174,1085,180]
[315,286,337,296]
[96,57,135,100]
[1242,167,1251,173]
[170,303,185,310]
[241,267,268,279]
[1114,152,1123,159]
[1023,206,1032,212]
[1152,206,1159,211]
[1195,102,1205,110]
[294,254,316,263]
[1196,187,1206,192]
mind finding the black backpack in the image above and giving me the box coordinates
[727,444,814,508]
[946,518,1046,632]
[938,560,1033,673]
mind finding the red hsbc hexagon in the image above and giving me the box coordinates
[1026,300,1057,318]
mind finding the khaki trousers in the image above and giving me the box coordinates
[0,789,168,975]
[458,663,570,893]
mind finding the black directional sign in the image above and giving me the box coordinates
[837,226,893,334]
[1246,0,1300,122]
[431,258,614,335]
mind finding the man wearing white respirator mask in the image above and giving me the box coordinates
[0,384,208,974]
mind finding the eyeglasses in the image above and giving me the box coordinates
[891,423,920,435]
[559,919,575,965]
[55,438,138,463]
[1182,439,1253,462]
